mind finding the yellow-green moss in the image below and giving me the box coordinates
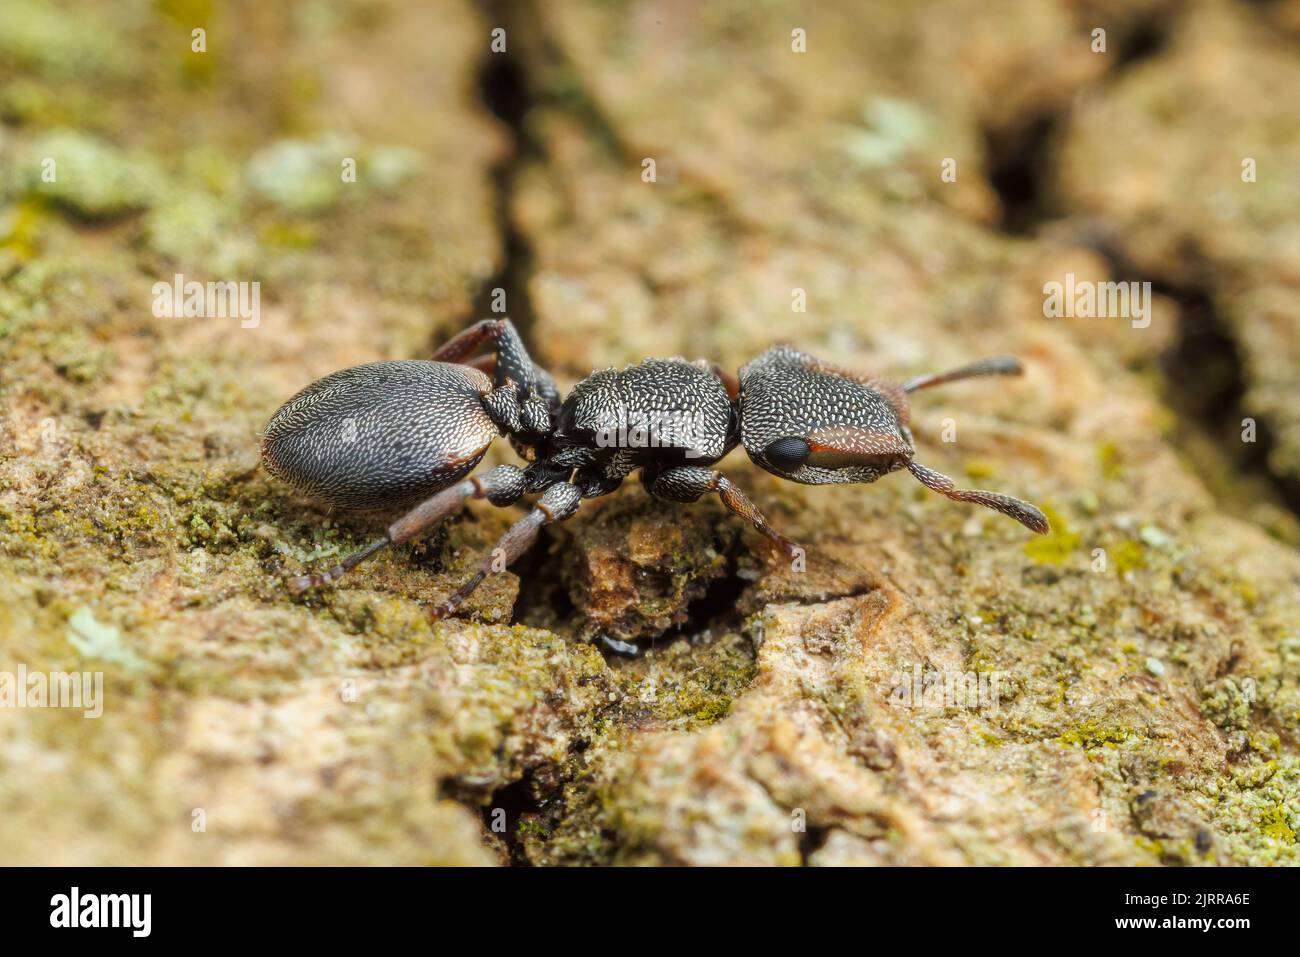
[1098,441,1123,480]
[1260,804,1295,845]
[1110,539,1146,573]
[1057,720,1131,749]
[1023,505,1081,565]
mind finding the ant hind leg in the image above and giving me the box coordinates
[286,464,528,594]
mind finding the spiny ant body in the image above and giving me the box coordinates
[262,319,1048,645]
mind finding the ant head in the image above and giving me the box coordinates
[740,346,1048,534]
[738,346,913,485]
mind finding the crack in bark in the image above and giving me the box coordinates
[978,7,1300,525]
[1154,277,1300,517]
[470,1,540,351]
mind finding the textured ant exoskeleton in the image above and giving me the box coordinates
[263,319,1047,631]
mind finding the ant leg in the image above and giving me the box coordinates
[431,318,510,363]
[285,536,390,594]
[388,464,528,543]
[462,353,497,375]
[286,465,527,594]
[428,482,582,621]
[645,466,802,560]
[906,461,1049,534]
[708,362,740,401]
[431,318,552,406]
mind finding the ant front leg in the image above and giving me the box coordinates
[644,466,803,562]
[286,465,527,594]
[428,482,582,621]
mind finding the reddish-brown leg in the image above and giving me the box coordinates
[286,465,527,593]
[645,466,803,560]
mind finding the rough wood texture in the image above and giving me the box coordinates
[0,0,1297,865]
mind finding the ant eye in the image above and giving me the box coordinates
[764,436,811,471]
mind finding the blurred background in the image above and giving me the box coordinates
[0,0,1298,866]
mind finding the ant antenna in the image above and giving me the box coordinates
[907,461,1049,534]
[901,356,1024,394]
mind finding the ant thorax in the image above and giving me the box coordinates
[553,358,736,466]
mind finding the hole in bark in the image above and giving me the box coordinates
[1112,17,1170,68]
[509,525,574,630]
[797,823,832,864]
[982,12,1178,236]
[672,557,750,638]
[480,772,540,867]
[984,113,1058,235]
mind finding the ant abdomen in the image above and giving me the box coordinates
[262,359,498,510]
